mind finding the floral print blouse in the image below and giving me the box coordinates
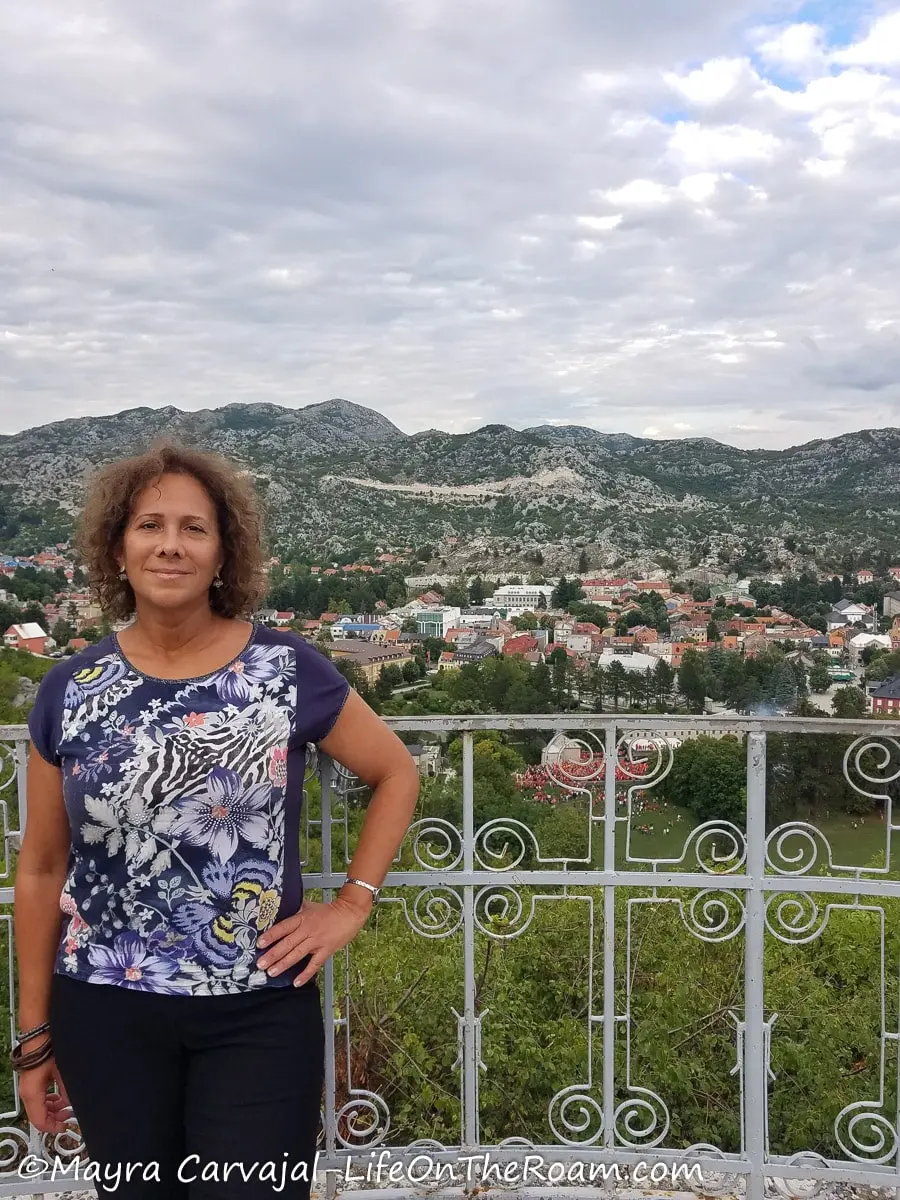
[28,625,350,996]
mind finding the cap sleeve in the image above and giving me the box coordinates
[293,637,351,745]
[27,665,66,767]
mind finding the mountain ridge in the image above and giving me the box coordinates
[0,401,896,568]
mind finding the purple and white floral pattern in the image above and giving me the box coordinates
[87,931,188,993]
[26,626,349,995]
[170,767,272,863]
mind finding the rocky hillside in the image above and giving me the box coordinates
[0,400,896,572]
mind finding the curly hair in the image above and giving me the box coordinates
[76,440,268,621]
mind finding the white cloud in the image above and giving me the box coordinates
[577,214,623,230]
[604,179,670,205]
[833,12,900,68]
[665,58,748,105]
[667,122,781,167]
[2,0,900,450]
[678,172,720,202]
[755,23,825,76]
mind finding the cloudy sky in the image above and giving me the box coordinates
[2,0,900,449]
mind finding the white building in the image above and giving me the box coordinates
[848,632,891,669]
[562,633,593,654]
[490,584,555,615]
[594,650,659,673]
[826,600,873,631]
[414,607,462,639]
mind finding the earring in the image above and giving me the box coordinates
[118,568,127,580]
[213,575,224,589]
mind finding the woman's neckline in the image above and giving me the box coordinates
[110,622,259,684]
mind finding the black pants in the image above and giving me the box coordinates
[49,973,325,1198]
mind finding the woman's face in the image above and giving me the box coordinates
[119,472,223,612]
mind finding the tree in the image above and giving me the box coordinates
[577,549,589,573]
[588,664,606,713]
[551,576,583,608]
[51,618,75,647]
[375,664,404,700]
[866,657,893,683]
[832,685,867,718]
[707,618,721,643]
[653,659,676,710]
[443,579,469,608]
[691,584,711,602]
[772,661,799,713]
[422,637,449,663]
[469,576,486,605]
[809,662,832,693]
[678,650,709,714]
[511,612,538,631]
[606,660,627,711]
[664,735,746,825]
[22,603,46,628]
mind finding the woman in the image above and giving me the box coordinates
[13,441,420,1198]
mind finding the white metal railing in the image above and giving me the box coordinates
[0,716,899,1197]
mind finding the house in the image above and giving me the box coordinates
[328,642,415,686]
[870,675,900,715]
[490,584,555,614]
[883,591,900,620]
[404,743,442,777]
[633,580,672,597]
[849,632,892,669]
[253,608,279,625]
[857,569,874,584]
[274,611,295,626]
[610,635,636,652]
[502,634,540,658]
[827,601,874,631]
[415,607,462,640]
[370,628,401,645]
[330,620,383,640]
[890,567,900,583]
[581,578,629,600]
[67,637,90,652]
[559,633,592,654]
[742,633,769,659]
[630,626,659,645]
[826,630,847,659]
[594,650,659,673]
[4,623,49,654]
[453,637,500,664]
[437,650,458,671]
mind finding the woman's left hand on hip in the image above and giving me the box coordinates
[256,897,371,987]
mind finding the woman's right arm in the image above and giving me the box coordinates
[13,747,73,1132]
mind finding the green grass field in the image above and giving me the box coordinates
[619,802,894,875]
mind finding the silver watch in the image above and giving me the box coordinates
[343,875,381,902]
